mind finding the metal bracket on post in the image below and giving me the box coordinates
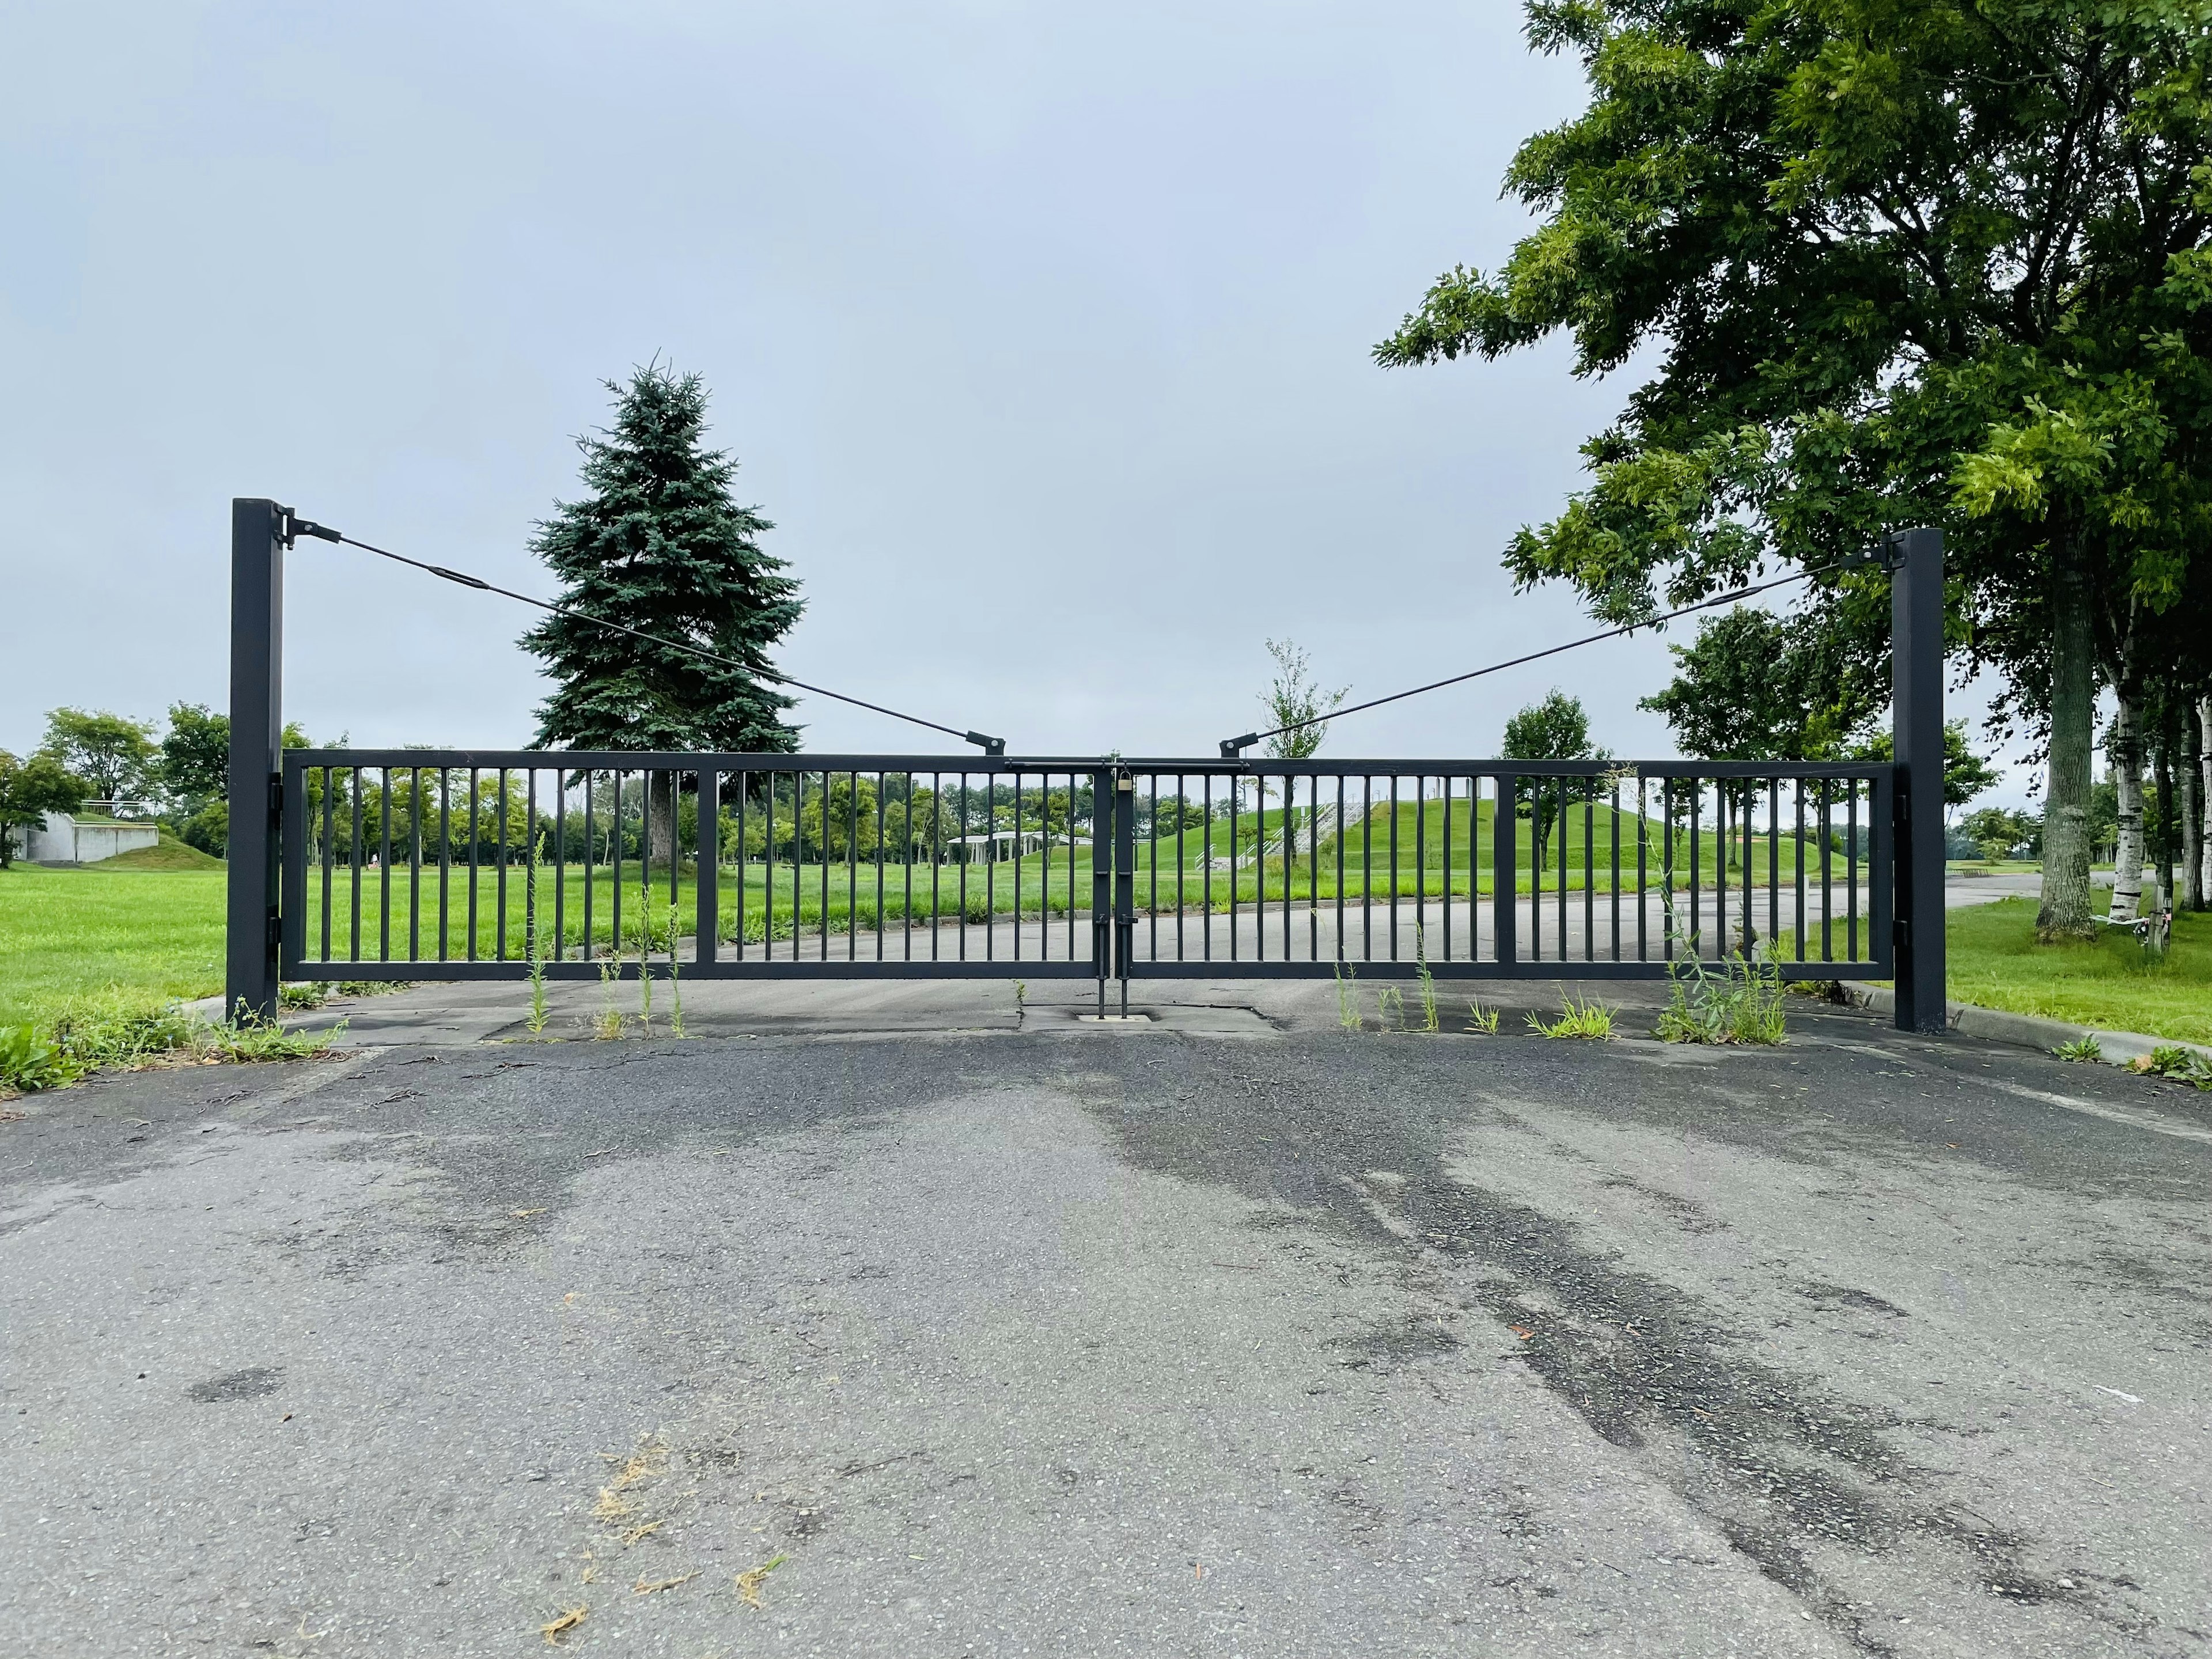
[226,499,286,1024]
[1888,527,1946,1033]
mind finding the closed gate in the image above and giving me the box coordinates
[226,501,1948,1030]
[274,749,1897,1003]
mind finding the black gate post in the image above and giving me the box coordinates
[225,499,286,1022]
[1889,527,1946,1033]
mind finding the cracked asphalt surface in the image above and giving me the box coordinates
[2,993,2208,1657]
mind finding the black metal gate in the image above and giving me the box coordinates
[225,499,1948,1029]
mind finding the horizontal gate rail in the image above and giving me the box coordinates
[280,751,1107,982]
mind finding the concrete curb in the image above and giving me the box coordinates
[1838,982,2211,1069]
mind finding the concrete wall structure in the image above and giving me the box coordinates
[7,812,160,865]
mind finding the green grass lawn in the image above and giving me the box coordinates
[1944,895,2212,1044]
[17,845,2202,1043]
[0,863,229,1025]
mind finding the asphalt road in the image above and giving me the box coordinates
[2,991,2207,1657]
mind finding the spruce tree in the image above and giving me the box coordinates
[524,366,802,868]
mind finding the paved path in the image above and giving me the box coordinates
[4,983,2207,1657]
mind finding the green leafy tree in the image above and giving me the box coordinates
[1844,721,2002,820]
[1500,690,1610,868]
[160,702,229,811]
[524,365,804,866]
[1639,610,1852,764]
[1377,0,2212,940]
[41,709,157,804]
[0,749,89,867]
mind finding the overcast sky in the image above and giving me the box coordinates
[0,1,2039,802]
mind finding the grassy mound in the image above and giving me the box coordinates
[96,834,223,872]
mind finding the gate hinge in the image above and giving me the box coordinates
[269,774,284,816]
[267,914,284,949]
[1894,917,1910,948]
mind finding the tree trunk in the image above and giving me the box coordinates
[2036,538,2097,939]
[2181,698,2202,912]
[647,771,677,885]
[2109,695,2145,922]
[2185,694,2203,915]
[2153,706,2175,948]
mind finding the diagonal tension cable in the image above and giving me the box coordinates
[280,511,1005,755]
[1217,551,1886,758]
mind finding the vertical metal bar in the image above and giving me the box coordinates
[1309,774,1321,961]
[1870,771,1894,975]
[1495,774,1517,967]
[1584,783,1594,963]
[1558,777,1570,959]
[1388,775,1399,961]
[1176,773,1187,963]
[1609,781,1621,961]
[1768,778,1780,952]
[1688,778,1701,961]
[524,769,538,977]
[850,769,861,962]
[1362,775,1372,961]
[612,770,624,964]
[583,772,596,964]
[1414,779,1426,964]
[350,767,364,963]
[465,767,479,961]
[876,769,887,963]
[1661,779,1675,961]
[1229,773,1240,963]
[224,498,284,1021]
[320,766,335,965]
[1150,777,1160,964]
[901,771,913,961]
[956,773,968,962]
[1013,772,1024,963]
[1847,782,1861,961]
[493,767,507,963]
[735,771,749,961]
[1334,774,1346,965]
[1794,779,1806,962]
[439,769,453,963]
[1823,787,1840,968]
[549,770,563,966]
[1113,770,1135,1007]
[1530,778,1543,962]
[1635,778,1648,961]
[698,768,719,968]
[1442,778,1453,964]
[1203,775,1214,961]
[409,768,423,963]
[982,772,994,960]
[279,753,306,983]
[931,772,942,961]
[378,768,393,962]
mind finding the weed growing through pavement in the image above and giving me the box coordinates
[1652,899,1786,1045]
[595,956,625,1040]
[2051,1035,2103,1063]
[1414,925,1440,1032]
[524,834,552,1035]
[281,982,333,1010]
[664,904,686,1038]
[1376,984,1406,1031]
[1465,998,1501,1035]
[1333,957,1361,1031]
[1528,995,1614,1040]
